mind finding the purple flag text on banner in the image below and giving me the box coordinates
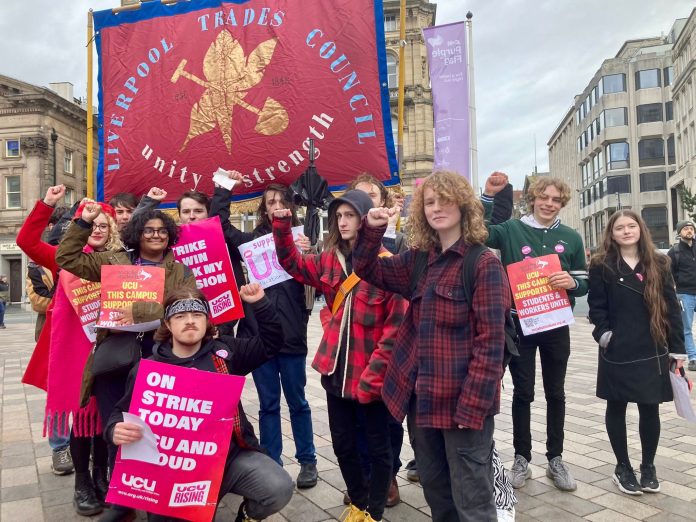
[423,22,470,179]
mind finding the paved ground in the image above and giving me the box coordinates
[2,303,696,521]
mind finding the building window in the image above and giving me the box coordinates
[602,73,626,94]
[5,139,20,158]
[638,138,664,167]
[577,136,582,153]
[386,54,397,89]
[601,107,628,127]
[592,85,599,104]
[667,135,675,165]
[635,69,661,90]
[384,15,397,32]
[5,176,20,208]
[665,101,673,121]
[576,109,581,126]
[607,175,631,194]
[641,207,668,246]
[639,171,666,192]
[607,141,629,170]
[664,67,673,86]
[65,187,75,206]
[594,117,601,135]
[64,149,73,173]
[391,115,399,158]
[636,103,663,124]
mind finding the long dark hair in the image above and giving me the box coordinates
[121,209,179,251]
[258,184,300,226]
[154,287,216,344]
[590,210,670,347]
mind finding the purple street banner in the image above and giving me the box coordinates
[92,0,398,207]
[423,22,470,179]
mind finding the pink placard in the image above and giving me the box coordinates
[172,216,244,323]
[60,272,101,342]
[107,359,245,521]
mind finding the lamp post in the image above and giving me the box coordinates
[50,128,58,186]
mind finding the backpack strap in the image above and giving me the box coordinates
[461,244,488,304]
[408,249,430,299]
[331,251,392,314]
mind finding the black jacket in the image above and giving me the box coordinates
[588,257,684,403]
[106,296,283,460]
[210,187,308,356]
[668,240,696,294]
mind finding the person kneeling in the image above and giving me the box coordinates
[106,285,294,522]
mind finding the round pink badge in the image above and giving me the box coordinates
[216,349,229,358]
[554,244,565,253]
[521,246,532,255]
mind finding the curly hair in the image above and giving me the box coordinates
[524,177,571,213]
[257,184,300,226]
[408,171,488,250]
[590,210,671,348]
[154,287,216,344]
[121,209,179,252]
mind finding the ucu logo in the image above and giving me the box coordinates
[121,473,156,492]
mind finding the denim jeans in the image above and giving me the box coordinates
[252,354,316,465]
[510,322,570,462]
[0,300,5,326]
[326,393,392,521]
[410,398,496,522]
[678,293,696,361]
[48,420,70,452]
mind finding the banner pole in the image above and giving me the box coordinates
[396,0,406,180]
[466,12,478,193]
[86,9,95,199]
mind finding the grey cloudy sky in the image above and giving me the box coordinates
[1,0,694,189]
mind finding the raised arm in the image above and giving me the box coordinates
[272,213,324,289]
[17,201,59,275]
[353,216,413,298]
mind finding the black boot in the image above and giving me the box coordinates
[97,505,136,522]
[74,471,103,516]
[92,466,109,506]
[234,501,258,522]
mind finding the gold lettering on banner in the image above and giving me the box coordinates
[172,31,289,153]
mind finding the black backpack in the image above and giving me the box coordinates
[408,245,519,370]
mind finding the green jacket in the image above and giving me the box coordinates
[482,197,588,308]
[55,220,196,341]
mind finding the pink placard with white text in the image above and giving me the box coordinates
[107,359,245,521]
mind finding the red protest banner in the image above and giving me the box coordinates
[92,0,398,205]
[172,216,244,323]
[97,266,165,331]
[60,272,102,342]
[506,254,575,336]
[108,359,245,520]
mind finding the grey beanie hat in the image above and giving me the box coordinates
[328,189,374,220]
[677,220,695,234]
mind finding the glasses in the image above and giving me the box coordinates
[91,223,109,232]
[142,227,170,238]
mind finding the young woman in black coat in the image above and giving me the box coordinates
[588,210,686,496]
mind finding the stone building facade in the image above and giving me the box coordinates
[0,75,97,302]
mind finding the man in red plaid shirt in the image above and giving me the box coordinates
[353,171,511,522]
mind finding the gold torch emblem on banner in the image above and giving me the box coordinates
[172,31,289,153]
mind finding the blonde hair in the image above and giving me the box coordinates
[92,213,123,252]
[408,171,488,250]
[524,177,571,212]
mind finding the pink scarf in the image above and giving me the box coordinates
[43,274,101,438]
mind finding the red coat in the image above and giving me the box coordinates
[273,216,408,402]
[18,201,58,391]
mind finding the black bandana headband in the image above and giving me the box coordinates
[164,298,209,320]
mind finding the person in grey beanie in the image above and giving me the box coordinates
[668,220,696,371]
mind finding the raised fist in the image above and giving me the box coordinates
[43,185,66,207]
[272,209,292,220]
[146,187,167,202]
[239,283,265,303]
[81,202,102,223]
[484,171,509,196]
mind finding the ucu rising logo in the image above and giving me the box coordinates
[169,480,211,507]
[121,474,156,492]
